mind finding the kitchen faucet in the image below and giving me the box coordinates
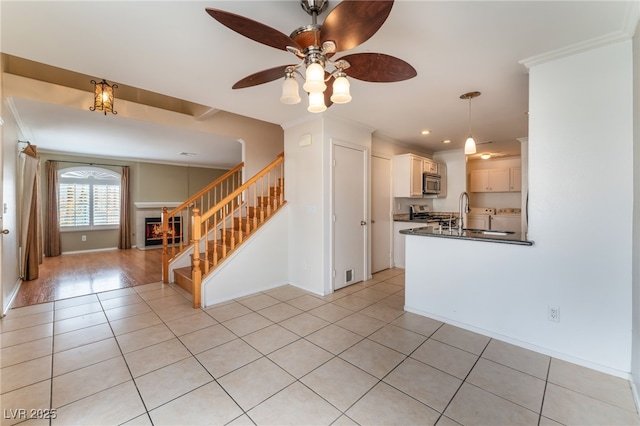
[458,191,470,234]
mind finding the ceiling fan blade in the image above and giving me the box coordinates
[232,65,294,89]
[339,53,417,82]
[324,74,335,109]
[206,8,301,52]
[320,1,394,52]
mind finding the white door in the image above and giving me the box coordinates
[333,143,367,290]
[371,155,392,273]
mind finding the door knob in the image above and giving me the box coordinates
[360,221,367,226]
[2,229,9,234]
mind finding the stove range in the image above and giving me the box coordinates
[409,205,457,226]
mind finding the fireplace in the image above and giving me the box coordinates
[144,217,181,246]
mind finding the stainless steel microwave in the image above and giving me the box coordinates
[423,173,441,195]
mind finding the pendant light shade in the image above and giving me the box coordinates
[331,74,352,104]
[303,62,326,94]
[307,91,327,113]
[280,75,301,104]
[464,137,477,154]
[90,79,118,115]
[460,91,480,155]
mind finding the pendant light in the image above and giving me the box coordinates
[460,91,480,154]
[90,79,118,115]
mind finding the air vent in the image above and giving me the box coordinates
[178,152,196,157]
[345,269,354,283]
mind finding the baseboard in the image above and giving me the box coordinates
[631,378,640,415]
[405,305,632,381]
[61,247,119,255]
[2,278,23,317]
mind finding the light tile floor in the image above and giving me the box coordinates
[1,268,639,426]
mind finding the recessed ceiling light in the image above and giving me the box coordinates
[421,129,431,135]
[442,139,451,144]
[178,152,197,157]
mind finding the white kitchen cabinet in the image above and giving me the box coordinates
[393,221,418,268]
[466,214,490,229]
[469,169,510,192]
[393,154,445,198]
[393,154,425,198]
[491,214,521,232]
[423,159,438,175]
[510,167,522,192]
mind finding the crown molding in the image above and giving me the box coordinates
[519,1,639,70]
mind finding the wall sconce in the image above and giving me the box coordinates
[90,79,118,115]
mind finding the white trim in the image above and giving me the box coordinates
[60,247,119,255]
[1,278,23,317]
[405,305,633,381]
[521,27,636,70]
[134,202,182,209]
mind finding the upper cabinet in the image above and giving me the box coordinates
[393,154,424,198]
[423,159,438,175]
[393,154,445,198]
[510,167,522,192]
[470,167,520,192]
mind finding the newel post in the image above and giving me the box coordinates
[161,207,169,284]
[192,207,202,308]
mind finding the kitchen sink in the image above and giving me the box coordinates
[464,228,515,236]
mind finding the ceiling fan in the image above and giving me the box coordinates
[205,0,417,112]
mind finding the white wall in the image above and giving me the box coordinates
[433,149,466,212]
[1,98,22,315]
[632,19,640,398]
[406,40,634,376]
[284,115,372,296]
[202,207,289,306]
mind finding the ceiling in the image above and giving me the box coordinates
[1,1,636,167]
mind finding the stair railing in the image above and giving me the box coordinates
[190,152,285,307]
[162,162,243,283]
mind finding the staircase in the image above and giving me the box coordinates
[162,153,285,308]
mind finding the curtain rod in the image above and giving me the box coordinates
[47,159,128,168]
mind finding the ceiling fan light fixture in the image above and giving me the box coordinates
[90,79,118,115]
[330,74,351,104]
[303,62,326,93]
[280,74,301,104]
[307,91,326,113]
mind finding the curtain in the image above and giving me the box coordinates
[118,166,131,249]
[44,161,61,257]
[21,145,43,280]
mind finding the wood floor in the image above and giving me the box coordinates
[11,248,163,309]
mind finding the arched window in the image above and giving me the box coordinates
[58,166,121,230]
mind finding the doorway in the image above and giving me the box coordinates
[333,141,367,290]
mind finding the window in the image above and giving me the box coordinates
[58,166,121,230]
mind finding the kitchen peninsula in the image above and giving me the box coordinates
[401,222,535,352]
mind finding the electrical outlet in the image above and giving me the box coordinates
[81,235,87,242]
[548,306,560,322]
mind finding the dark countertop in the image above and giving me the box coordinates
[394,213,458,223]
[400,225,533,246]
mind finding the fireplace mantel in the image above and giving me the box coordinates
[135,202,182,209]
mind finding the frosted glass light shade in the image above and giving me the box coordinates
[303,63,326,93]
[330,76,351,104]
[464,136,477,154]
[280,77,301,104]
[307,91,326,113]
